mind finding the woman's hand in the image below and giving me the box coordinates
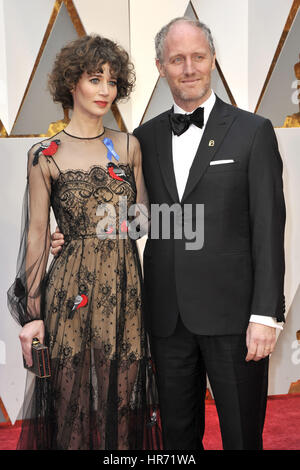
[19,320,45,367]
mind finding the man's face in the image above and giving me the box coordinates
[156,22,216,111]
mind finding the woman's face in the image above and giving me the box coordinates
[71,63,118,118]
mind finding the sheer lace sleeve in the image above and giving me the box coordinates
[7,143,52,326]
[129,134,150,237]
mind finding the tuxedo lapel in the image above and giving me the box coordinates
[155,110,180,203]
[181,97,237,203]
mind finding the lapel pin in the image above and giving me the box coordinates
[208,140,215,147]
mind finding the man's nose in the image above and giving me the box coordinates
[183,57,195,75]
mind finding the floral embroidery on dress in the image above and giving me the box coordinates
[7,129,160,450]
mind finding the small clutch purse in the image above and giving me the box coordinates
[23,338,51,378]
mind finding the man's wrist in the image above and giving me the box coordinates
[249,314,283,330]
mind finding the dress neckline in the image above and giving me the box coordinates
[63,128,105,140]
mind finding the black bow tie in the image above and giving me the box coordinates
[169,107,204,136]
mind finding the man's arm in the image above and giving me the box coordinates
[50,226,64,255]
[248,118,286,320]
[245,118,286,361]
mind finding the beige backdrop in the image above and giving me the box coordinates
[0,0,299,424]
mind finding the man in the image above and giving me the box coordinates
[51,18,285,450]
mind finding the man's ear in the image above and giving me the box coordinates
[155,58,165,78]
[211,53,216,71]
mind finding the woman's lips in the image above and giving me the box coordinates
[95,101,108,107]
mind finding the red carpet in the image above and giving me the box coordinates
[203,394,300,450]
[0,394,299,450]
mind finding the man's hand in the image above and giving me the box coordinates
[245,322,276,362]
[51,226,64,256]
[19,320,45,367]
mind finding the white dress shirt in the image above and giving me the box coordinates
[171,90,283,330]
[172,91,216,200]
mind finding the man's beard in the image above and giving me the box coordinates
[174,82,210,105]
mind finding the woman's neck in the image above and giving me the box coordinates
[64,112,104,138]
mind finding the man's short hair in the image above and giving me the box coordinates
[155,17,215,63]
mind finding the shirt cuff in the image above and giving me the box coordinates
[249,314,283,330]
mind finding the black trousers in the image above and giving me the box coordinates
[150,316,269,450]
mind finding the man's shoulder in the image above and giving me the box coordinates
[133,109,170,136]
[218,97,269,127]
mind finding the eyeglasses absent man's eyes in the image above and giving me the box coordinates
[167,54,206,66]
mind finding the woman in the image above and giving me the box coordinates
[7,35,161,450]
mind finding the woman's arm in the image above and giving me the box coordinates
[8,144,52,365]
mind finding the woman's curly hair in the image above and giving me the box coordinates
[48,35,135,109]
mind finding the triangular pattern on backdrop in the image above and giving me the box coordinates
[74,0,130,53]
[73,0,131,131]
[0,120,8,137]
[256,3,300,127]
[0,0,54,134]
[11,2,79,136]
[248,0,295,113]
[191,0,249,109]
[0,397,10,425]
[191,0,295,112]
[1,0,300,427]
[129,0,190,130]
[11,1,123,136]
[0,4,8,133]
[187,2,236,106]
[141,1,235,125]
[67,0,128,132]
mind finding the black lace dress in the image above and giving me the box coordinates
[7,128,161,450]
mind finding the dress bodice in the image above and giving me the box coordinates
[51,163,136,243]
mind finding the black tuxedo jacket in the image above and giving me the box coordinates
[133,96,286,337]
